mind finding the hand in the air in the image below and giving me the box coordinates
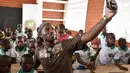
[105,0,118,21]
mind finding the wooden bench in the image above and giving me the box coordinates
[11,64,43,73]
[11,64,130,73]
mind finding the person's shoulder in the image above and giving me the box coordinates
[127,47,130,51]
[98,32,103,38]
[113,46,119,52]
[74,50,82,54]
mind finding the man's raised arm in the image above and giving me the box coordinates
[81,0,118,43]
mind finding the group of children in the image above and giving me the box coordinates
[0,24,73,73]
[0,23,130,73]
[73,27,130,72]
[0,24,37,73]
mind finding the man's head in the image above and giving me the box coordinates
[16,36,24,48]
[28,41,35,54]
[106,33,115,46]
[38,22,57,42]
[21,54,33,72]
[27,29,33,39]
[0,55,12,73]
[118,38,126,49]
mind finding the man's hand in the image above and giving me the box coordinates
[105,0,118,21]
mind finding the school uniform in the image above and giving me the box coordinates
[9,39,17,49]
[0,48,11,56]
[118,46,130,64]
[96,44,121,66]
[11,46,29,63]
[17,68,37,73]
[16,30,24,37]
[74,47,95,68]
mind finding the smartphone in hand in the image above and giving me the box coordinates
[106,0,117,10]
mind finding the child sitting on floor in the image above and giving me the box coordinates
[17,54,37,73]
[0,55,12,73]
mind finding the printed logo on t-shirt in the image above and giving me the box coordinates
[125,53,129,57]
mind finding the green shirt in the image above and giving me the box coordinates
[17,68,34,73]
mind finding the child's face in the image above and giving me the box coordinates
[28,43,35,53]
[0,60,11,73]
[21,58,33,72]
[119,40,126,49]
[107,35,115,46]
[4,41,10,50]
[17,40,24,47]
[27,32,32,38]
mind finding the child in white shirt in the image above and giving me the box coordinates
[118,38,130,64]
[17,54,37,73]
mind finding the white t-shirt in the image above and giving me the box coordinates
[74,47,95,64]
[16,30,24,37]
[98,44,121,65]
[118,46,130,64]
[0,48,11,56]
[11,46,29,63]
[98,32,106,47]
[9,39,17,49]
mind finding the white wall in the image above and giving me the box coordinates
[64,0,88,31]
[103,0,130,42]
[22,4,39,38]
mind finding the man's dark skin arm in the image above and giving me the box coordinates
[81,0,117,44]
[80,0,128,71]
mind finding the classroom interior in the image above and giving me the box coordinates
[1,0,130,73]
